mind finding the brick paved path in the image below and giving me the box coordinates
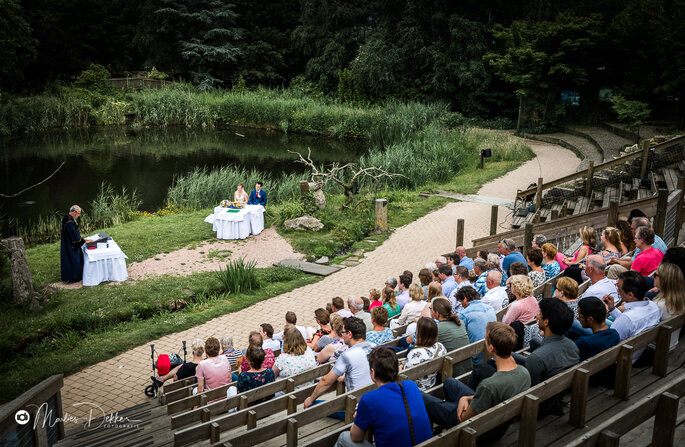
[60,138,580,421]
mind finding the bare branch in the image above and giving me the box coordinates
[0,161,66,198]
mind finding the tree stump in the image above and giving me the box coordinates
[2,237,35,304]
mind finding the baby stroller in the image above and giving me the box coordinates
[144,341,186,398]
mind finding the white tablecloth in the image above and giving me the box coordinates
[209,205,265,240]
[81,237,128,286]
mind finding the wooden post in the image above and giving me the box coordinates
[287,395,297,415]
[345,395,358,424]
[585,160,595,197]
[456,219,464,247]
[199,394,207,407]
[336,381,345,395]
[518,394,540,446]
[597,430,621,447]
[535,177,543,211]
[247,410,257,429]
[286,378,295,393]
[652,325,673,377]
[608,200,619,226]
[654,188,669,237]
[523,223,533,255]
[569,368,590,427]
[639,142,650,179]
[490,205,498,235]
[1,237,35,304]
[675,176,685,244]
[239,395,248,410]
[210,422,221,444]
[441,357,454,382]
[286,418,298,447]
[374,199,388,234]
[652,392,679,447]
[543,282,555,299]
[614,344,634,400]
[479,151,485,169]
[201,408,210,423]
[459,426,478,447]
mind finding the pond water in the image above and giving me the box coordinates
[0,126,368,230]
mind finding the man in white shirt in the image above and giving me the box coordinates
[273,311,308,343]
[332,296,353,318]
[581,255,619,302]
[260,323,281,351]
[396,274,411,309]
[448,266,475,313]
[481,271,508,312]
[349,296,373,332]
[603,271,660,363]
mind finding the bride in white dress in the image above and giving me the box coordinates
[234,183,249,204]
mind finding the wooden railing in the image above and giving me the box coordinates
[0,374,65,447]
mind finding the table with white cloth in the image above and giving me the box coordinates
[81,236,128,286]
[206,204,265,240]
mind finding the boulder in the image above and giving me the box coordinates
[284,216,324,231]
[314,256,329,265]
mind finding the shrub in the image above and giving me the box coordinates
[216,258,259,295]
[73,63,115,96]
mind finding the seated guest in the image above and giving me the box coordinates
[237,346,275,403]
[398,284,428,325]
[481,271,508,312]
[435,256,448,268]
[317,314,349,363]
[505,261,529,304]
[304,317,374,409]
[234,183,249,204]
[197,337,232,394]
[527,248,546,290]
[335,347,432,447]
[438,264,458,299]
[580,255,619,302]
[599,227,623,262]
[472,258,489,297]
[616,219,635,255]
[456,246,474,270]
[349,296,373,332]
[239,331,275,373]
[662,246,685,275]
[366,306,394,345]
[332,296,353,318]
[419,281,446,319]
[152,338,204,387]
[396,273,412,309]
[406,318,447,391]
[418,268,433,300]
[273,311,308,342]
[603,271,660,363]
[554,276,580,318]
[447,266,474,312]
[247,181,267,206]
[532,234,547,249]
[382,286,401,318]
[631,226,664,276]
[423,322,530,433]
[307,308,331,350]
[502,275,540,325]
[368,288,383,309]
[541,243,562,279]
[487,253,508,285]
[563,226,596,266]
[608,218,667,277]
[431,298,471,377]
[499,238,526,276]
[447,252,458,274]
[220,334,243,366]
[260,323,281,351]
[571,297,620,361]
[457,287,497,366]
[385,276,398,295]
[477,249,489,260]
[273,327,318,389]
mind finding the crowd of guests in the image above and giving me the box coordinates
[149,208,685,446]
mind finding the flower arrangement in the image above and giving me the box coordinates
[220,200,244,209]
[220,200,231,207]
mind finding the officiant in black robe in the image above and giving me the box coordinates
[60,205,90,282]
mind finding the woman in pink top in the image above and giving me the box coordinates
[631,226,664,276]
[196,337,231,393]
[563,226,596,266]
[502,275,540,324]
[368,288,383,310]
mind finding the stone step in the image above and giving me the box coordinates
[276,259,342,276]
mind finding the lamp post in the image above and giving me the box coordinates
[479,148,492,169]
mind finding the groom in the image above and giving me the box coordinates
[248,181,267,206]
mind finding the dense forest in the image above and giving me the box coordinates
[1,0,684,127]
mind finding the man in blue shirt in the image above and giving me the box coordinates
[336,347,432,447]
[456,287,496,366]
[456,246,474,270]
[248,181,267,206]
[438,264,457,299]
[569,296,620,361]
[498,238,527,276]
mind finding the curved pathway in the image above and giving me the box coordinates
[60,137,581,421]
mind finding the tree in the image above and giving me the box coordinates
[156,0,242,89]
[0,0,37,90]
[485,14,603,129]
[611,95,650,138]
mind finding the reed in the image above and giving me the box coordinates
[216,258,259,295]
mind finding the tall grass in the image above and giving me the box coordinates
[9,182,142,246]
[216,258,259,295]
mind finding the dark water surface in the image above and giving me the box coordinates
[0,126,368,229]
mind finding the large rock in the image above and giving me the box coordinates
[284,215,324,231]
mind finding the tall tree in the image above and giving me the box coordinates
[0,0,37,90]
[156,0,242,89]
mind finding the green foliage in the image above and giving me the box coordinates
[156,0,242,89]
[73,63,115,95]
[337,68,364,104]
[146,67,169,80]
[216,258,259,295]
[611,95,651,135]
[0,0,37,90]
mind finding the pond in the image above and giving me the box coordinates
[0,126,368,232]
